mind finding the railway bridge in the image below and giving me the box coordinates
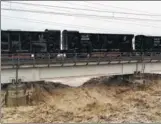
[1,54,161,84]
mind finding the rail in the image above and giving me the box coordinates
[1,52,161,68]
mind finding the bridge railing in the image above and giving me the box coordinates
[1,52,161,67]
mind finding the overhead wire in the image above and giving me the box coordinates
[2,8,161,22]
[84,1,160,15]
[48,1,161,25]
[3,1,161,17]
[63,1,161,26]
[2,1,161,26]
[61,1,153,14]
[2,6,161,29]
[2,2,161,35]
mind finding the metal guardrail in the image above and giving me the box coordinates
[1,52,161,68]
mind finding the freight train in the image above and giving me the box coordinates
[1,29,161,59]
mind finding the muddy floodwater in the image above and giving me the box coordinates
[1,76,161,123]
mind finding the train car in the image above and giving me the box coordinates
[1,30,30,59]
[62,30,134,58]
[1,29,61,59]
[135,35,152,52]
[135,35,161,56]
[149,36,161,52]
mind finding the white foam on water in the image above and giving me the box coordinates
[45,75,102,87]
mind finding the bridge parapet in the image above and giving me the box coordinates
[1,52,161,69]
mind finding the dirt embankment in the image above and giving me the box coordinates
[1,76,161,123]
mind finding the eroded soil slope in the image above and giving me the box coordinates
[2,77,161,123]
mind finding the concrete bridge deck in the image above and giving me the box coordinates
[1,60,161,84]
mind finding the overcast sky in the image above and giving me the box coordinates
[1,1,161,35]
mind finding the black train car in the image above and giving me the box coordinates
[149,36,161,52]
[1,30,24,54]
[1,30,48,57]
[1,29,61,58]
[62,30,134,58]
[135,35,161,53]
[135,35,153,52]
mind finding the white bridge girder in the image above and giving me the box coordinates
[1,62,161,84]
